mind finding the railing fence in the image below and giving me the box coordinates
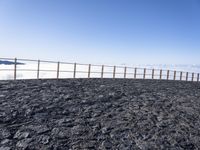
[0,57,199,82]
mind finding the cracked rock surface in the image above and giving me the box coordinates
[0,78,200,150]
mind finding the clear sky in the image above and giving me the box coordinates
[0,0,200,65]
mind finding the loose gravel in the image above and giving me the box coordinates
[0,79,200,150]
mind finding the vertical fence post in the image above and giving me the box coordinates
[186,72,188,81]
[101,65,104,78]
[37,60,40,79]
[167,70,170,80]
[152,69,154,79]
[143,68,146,79]
[88,64,91,78]
[14,58,17,80]
[113,66,116,78]
[192,73,194,82]
[134,68,137,79]
[180,72,182,81]
[73,63,76,78]
[160,70,162,80]
[124,67,127,78]
[197,74,199,82]
[57,61,60,79]
[174,71,176,80]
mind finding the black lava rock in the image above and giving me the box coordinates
[0,78,200,149]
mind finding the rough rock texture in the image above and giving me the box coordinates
[0,78,200,150]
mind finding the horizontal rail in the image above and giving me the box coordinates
[0,57,199,82]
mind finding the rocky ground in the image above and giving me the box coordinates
[0,79,200,150]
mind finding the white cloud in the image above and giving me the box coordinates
[0,61,200,81]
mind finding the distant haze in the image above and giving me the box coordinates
[0,61,200,80]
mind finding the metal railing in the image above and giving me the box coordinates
[0,57,199,82]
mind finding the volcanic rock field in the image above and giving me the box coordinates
[0,78,200,150]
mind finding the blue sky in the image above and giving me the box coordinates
[0,0,200,65]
